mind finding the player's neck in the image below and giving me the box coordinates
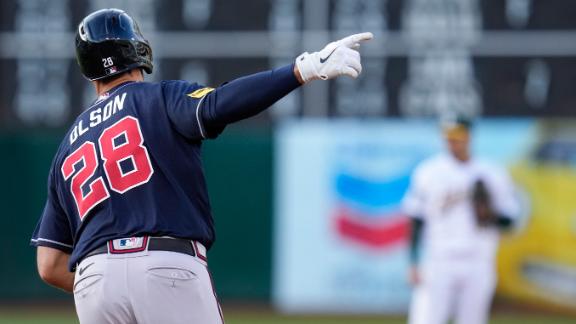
[93,70,144,96]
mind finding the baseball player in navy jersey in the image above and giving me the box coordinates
[30,8,372,324]
[402,117,521,324]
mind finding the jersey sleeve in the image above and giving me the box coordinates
[30,165,74,254]
[402,165,427,219]
[161,80,221,141]
[199,64,300,130]
[484,165,521,220]
[162,64,301,141]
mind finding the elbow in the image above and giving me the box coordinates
[36,246,68,286]
[36,246,73,292]
[37,264,58,286]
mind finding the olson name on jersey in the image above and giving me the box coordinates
[69,92,127,145]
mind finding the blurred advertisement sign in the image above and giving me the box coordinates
[499,120,576,311]
[273,119,576,314]
[274,120,437,313]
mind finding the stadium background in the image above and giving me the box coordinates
[1,0,576,323]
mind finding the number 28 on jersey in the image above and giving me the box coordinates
[61,116,154,219]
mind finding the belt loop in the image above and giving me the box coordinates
[193,241,208,262]
[144,235,151,251]
[107,240,113,254]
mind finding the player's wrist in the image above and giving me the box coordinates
[293,62,305,84]
[294,52,322,84]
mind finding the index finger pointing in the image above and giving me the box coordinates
[340,32,374,47]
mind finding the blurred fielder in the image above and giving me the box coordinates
[402,116,521,324]
[30,8,372,324]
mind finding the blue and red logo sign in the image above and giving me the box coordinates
[333,169,411,249]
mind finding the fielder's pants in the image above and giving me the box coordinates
[73,250,224,324]
[408,259,496,324]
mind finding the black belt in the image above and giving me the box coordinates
[84,237,197,260]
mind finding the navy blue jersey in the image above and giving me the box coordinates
[31,64,300,270]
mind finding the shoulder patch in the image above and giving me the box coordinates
[187,87,215,99]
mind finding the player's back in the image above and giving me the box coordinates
[51,80,215,267]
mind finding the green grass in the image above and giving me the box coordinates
[0,309,574,324]
[0,316,76,324]
[228,313,576,324]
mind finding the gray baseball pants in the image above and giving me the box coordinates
[73,247,223,324]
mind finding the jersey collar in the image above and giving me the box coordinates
[93,81,136,105]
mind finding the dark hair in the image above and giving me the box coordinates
[440,115,474,130]
[99,71,128,85]
[98,69,142,85]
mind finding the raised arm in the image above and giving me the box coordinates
[199,32,373,136]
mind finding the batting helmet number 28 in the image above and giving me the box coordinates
[102,57,114,68]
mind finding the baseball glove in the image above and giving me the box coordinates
[472,178,495,227]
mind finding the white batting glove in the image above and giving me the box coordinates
[295,32,373,83]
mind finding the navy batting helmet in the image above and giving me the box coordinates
[75,8,153,81]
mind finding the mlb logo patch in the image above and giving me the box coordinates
[110,236,147,253]
[106,66,118,75]
[119,238,137,247]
